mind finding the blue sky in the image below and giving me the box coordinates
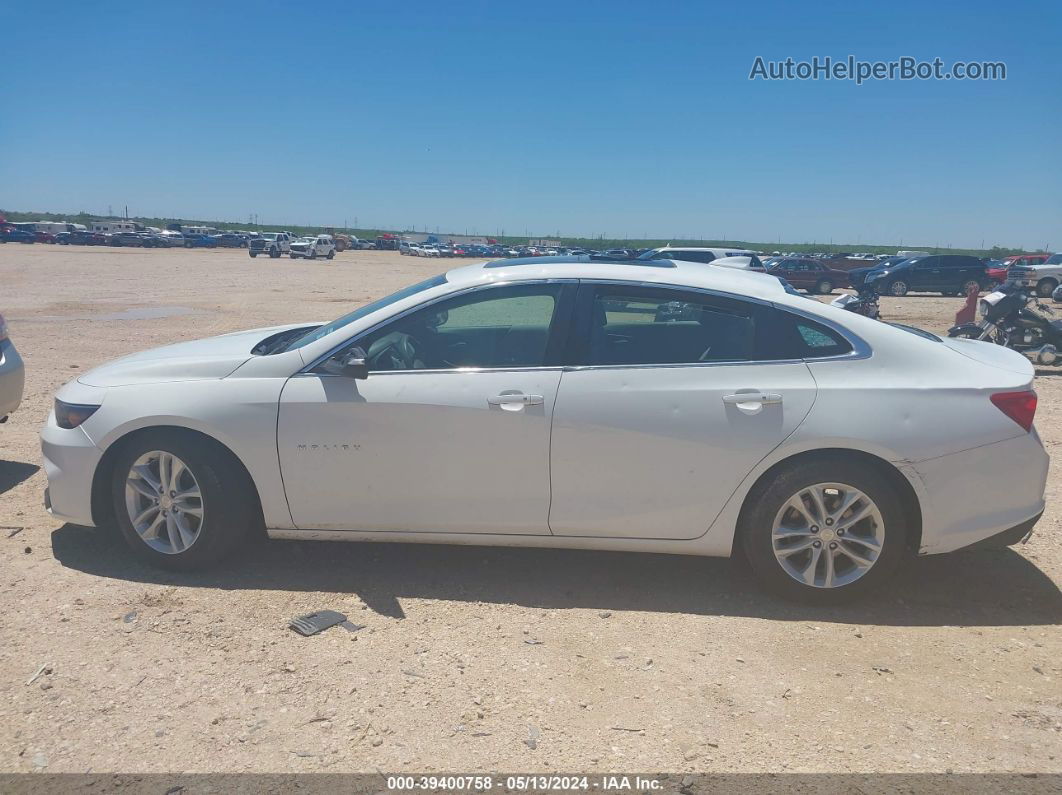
[2,0,1059,248]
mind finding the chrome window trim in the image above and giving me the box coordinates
[298,279,577,376]
[297,276,871,377]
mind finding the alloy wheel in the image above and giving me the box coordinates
[124,450,204,554]
[771,482,885,589]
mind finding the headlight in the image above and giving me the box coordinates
[54,399,100,429]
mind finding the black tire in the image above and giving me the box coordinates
[816,279,834,295]
[249,252,258,258]
[308,250,317,260]
[888,280,908,297]
[270,248,280,258]
[1036,278,1058,298]
[326,250,335,260]
[740,457,909,604]
[110,430,254,571]
[185,242,193,248]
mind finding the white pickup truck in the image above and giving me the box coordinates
[1007,253,1062,298]
[248,232,292,258]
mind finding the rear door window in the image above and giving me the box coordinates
[574,286,757,366]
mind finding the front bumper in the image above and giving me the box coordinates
[0,338,25,418]
[40,413,102,526]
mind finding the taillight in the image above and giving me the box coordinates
[990,390,1037,432]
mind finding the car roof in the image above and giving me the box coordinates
[444,257,787,301]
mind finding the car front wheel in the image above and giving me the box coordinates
[111,432,253,570]
[888,280,909,296]
[816,279,834,295]
[740,458,908,603]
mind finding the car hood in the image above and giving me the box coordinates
[847,266,880,277]
[77,323,316,387]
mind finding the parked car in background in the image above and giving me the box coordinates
[110,231,149,247]
[0,228,36,244]
[638,247,756,265]
[709,255,766,271]
[289,235,336,260]
[57,230,100,245]
[0,313,24,424]
[420,244,441,258]
[848,257,911,288]
[249,232,292,258]
[1007,252,1062,298]
[212,233,248,248]
[183,234,218,249]
[1003,253,1050,271]
[984,259,1008,285]
[158,232,185,247]
[767,257,850,294]
[862,254,989,297]
[34,231,58,244]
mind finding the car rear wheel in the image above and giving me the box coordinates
[1037,278,1058,298]
[740,458,908,604]
[888,280,909,297]
[111,432,254,570]
[249,252,257,258]
[326,250,335,259]
[270,248,280,258]
[816,279,834,295]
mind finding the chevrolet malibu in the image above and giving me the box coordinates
[41,257,1049,602]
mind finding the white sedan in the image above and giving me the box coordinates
[42,257,1049,602]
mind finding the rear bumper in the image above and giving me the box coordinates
[0,339,25,418]
[961,511,1042,551]
[909,431,1049,555]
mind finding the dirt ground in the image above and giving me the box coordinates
[1,245,1059,775]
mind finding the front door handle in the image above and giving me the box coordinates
[488,393,544,408]
[722,392,782,408]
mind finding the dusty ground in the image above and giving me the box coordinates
[0,245,1059,775]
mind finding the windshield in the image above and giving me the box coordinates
[1045,254,1062,265]
[282,273,449,351]
[636,249,666,260]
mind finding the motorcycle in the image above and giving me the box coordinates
[947,284,1061,366]
[830,285,881,320]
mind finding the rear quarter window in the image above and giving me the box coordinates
[759,310,855,360]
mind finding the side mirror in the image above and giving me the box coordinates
[323,346,369,379]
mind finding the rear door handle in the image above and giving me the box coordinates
[488,393,544,406]
[722,392,782,405]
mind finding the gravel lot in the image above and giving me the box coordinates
[1,245,1060,774]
